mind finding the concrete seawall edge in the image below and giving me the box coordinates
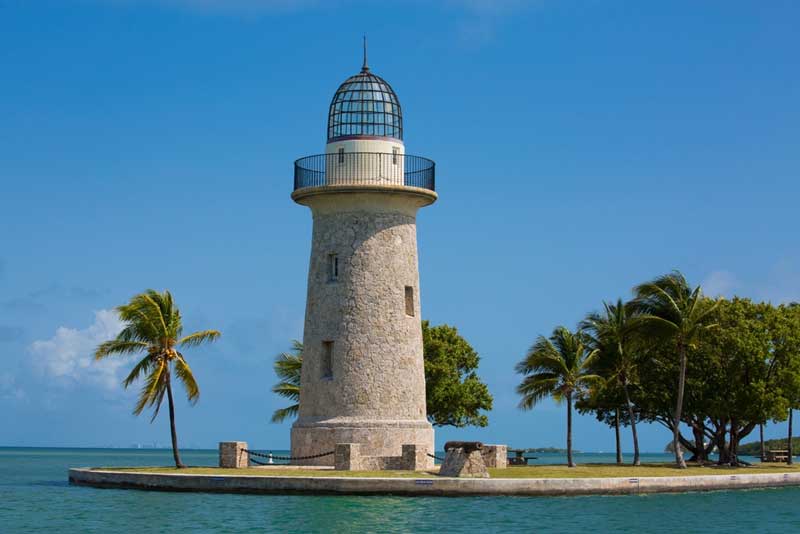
[68,468,800,497]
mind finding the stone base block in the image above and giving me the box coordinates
[334,443,429,471]
[439,448,489,478]
[292,418,434,468]
[482,444,508,469]
[219,441,248,468]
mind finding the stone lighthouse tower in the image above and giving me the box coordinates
[290,47,436,466]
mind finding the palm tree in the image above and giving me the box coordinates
[515,326,601,467]
[631,271,718,469]
[271,340,303,423]
[581,299,642,466]
[95,289,220,468]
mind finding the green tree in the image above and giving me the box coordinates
[515,326,601,467]
[271,340,303,423]
[422,321,493,427]
[630,298,793,466]
[633,337,718,462]
[270,323,494,428]
[699,298,784,464]
[774,303,800,464]
[581,299,643,465]
[631,271,718,468]
[95,289,220,468]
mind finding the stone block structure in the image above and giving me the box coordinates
[439,446,490,478]
[289,52,437,469]
[219,441,248,469]
[334,443,429,471]
[481,444,508,469]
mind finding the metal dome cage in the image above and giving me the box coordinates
[327,69,403,142]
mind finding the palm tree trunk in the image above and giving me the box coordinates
[672,343,688,469]
[788,409,794,466]
[166,372,185,469]
[759,423,765,462]
[614,408,622,465]
[567,393,575,468]
[695,421,707,463]
[622,381,640,466]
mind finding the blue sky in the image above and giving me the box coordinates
[1,0,798,452]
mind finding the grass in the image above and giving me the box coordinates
[94,462,800,479]
[94,467,437,478]
[487,462,800,479]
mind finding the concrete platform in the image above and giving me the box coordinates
[68,468,800,497]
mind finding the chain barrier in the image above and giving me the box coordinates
[427,452,445,462]
[243,448,335,464]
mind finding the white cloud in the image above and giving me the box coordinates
[702,270,739,298]
[30,310,127,391]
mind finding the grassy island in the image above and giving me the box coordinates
[96,463,800,479]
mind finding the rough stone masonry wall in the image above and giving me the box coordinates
[439,448,490,478]
[482,445,508,469]
[334,443,429,471]
[219,442,248,468]
[291,192,433,466]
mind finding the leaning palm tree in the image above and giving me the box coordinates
[581,299,642,466]
[630,271,718,469]
[271,340,303,423]
[95,289,220,468]
[516,326,601,467]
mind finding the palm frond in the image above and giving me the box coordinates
[630,313,679,339]
[550,327,578,368]
[272,382,300,400]
[149,384,167,422]
[271,404,299,423]
[178,330,221,349]
[123,353,155,388]
[116,296,164,341]
[515,325,600,409]
[141,291,169,337]
[134,359,167,416]
[580,348,601,371]
[95,340,148,360]
[516,375,560,410]
[174,355,199,404]
[271,341,303,423]
[516,335,568,376]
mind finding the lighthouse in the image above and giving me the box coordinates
[290,45,436,466]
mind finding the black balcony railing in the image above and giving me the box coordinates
[293,152,435,192]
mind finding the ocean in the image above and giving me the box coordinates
[1,447,798,533]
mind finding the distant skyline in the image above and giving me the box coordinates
[1,0,799,451]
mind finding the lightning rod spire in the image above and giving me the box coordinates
[362,35,369,71]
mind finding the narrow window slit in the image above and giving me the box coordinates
[321,341,333,379]
[405,286,415,317]
[328,253,339,282]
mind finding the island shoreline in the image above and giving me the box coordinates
[68,468,800,497]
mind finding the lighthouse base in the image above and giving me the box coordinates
[290,418,434,469]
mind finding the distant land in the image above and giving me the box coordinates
[521,447,577,454]
[739,437,800,457]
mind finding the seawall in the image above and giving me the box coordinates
[68,468,800,497]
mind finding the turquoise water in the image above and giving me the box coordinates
[1,448,798,533]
